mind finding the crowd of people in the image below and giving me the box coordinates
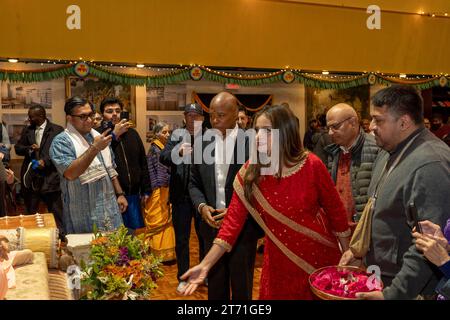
[0,85,449,300]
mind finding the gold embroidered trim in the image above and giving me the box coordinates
[280,152,309,178]
[252,187,337,249]
[213,238,232,252]
[233,178,316,274]
[234,156,337,249]
[333,229,352,237]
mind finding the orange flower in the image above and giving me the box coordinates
[91,237,108,246]
[107,247,119,256]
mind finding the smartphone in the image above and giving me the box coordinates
[120,111,130,121]
[101,120,114,135]
[407,203,422,233]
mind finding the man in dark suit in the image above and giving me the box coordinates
[15,105,65,234]
[160,103,206,293]
[189,92,261,300]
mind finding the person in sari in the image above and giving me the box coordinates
[143,122,176,262]
[180,104,351,299]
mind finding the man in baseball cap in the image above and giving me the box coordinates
[160,102,206,294]
[184,103,204,116]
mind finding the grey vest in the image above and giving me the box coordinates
[325,131,381,221]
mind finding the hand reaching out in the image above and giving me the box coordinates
[179,264,209,296]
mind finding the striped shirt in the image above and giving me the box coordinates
[147,140,170,192]
[50,131,123,234]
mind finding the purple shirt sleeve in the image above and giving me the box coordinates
[444,219,450,243]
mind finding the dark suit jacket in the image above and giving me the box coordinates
[160,129,196,205]
[189,129,262,240]
[15,120,64,193]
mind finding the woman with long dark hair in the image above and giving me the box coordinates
[180,104,351,299]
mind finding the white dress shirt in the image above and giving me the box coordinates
[214,124,239,209]
[35,120,47,147]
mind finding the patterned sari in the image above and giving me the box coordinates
[214,153,350,299]
[143,139,176,262]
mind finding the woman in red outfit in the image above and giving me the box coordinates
[181,105,351,299]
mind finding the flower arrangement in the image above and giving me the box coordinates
[309,266,383,300]
[80,225,164,300]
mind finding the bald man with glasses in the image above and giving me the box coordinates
[323,103,382,227]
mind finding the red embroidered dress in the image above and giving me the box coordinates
[214,153,350,300]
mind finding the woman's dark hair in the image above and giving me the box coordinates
[244,105,307,203]
[64,96,89,115]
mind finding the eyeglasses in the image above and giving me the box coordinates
[71,112,95,121]
[326,117,353,132]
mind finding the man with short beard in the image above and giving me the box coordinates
[340,85,450,300]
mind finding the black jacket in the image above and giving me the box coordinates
[160,129,197,204]
[189,129,263,238]
[108,128,151,196]
[14,120,64,193]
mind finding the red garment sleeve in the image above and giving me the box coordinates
[215,190,250,252]
[312,154,351,236]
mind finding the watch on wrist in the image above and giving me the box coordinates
[116,192,125,198]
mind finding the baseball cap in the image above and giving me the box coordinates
[184,103,203,115]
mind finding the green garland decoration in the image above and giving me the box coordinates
[0,65,73,82]
[377,75,444,90]
[294,71,369,89]
[200,66,284,86]
[88,64,192,86]
[0,63,448,91]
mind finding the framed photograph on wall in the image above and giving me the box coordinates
[305,85,370,124]
[66,76,136,123]
[1,81,53,110]
[146,85,186,111]
[146,113,184,143]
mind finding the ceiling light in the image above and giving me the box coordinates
[399,74,407,78]
[322,71,329,75]
[8,58,18,63]
[136,64,145,68]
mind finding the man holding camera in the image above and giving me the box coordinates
[100,97,151,232]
